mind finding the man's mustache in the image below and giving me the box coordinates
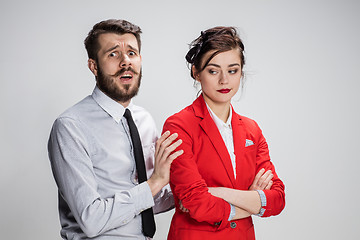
[112,67,139,78]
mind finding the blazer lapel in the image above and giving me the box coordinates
[231,107,248,188]
[194,96,237,187]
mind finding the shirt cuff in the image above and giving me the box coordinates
[255,190,267,217]
[128,182,155,215]
[152,184,174,214]
[228,203,236,221]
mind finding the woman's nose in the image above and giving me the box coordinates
[219,72,229,84]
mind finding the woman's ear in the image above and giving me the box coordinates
[88,59,98,77]
[192,65,200,82]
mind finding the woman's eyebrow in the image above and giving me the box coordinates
[206,63,240,68]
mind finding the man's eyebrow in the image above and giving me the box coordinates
[104,45,119,53]
[104,44,139,54]
[128,44,139,52]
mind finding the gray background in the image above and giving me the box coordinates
[1,0,359,239]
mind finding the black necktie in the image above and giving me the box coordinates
[124,108,156,238]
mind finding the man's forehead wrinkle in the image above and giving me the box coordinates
[102,42,125,54]
[117,41,125,49]
[110,42,131,51]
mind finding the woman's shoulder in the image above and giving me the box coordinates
[165,104,197,125]
[162,105,198,138]
[234,112,261,130]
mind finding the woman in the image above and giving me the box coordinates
[162,27,285,239]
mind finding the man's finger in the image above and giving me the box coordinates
[160,139,183,161]
[166,149,184,164]
[155,131,170,156]
[156,132,178,159]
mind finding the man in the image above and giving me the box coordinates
[48,19,183,239]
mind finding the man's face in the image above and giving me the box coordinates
[90,33,142,104]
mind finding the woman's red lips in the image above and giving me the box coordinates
[217,89,231,93]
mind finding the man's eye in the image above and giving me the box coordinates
[109,52,117,57]
[129,51,136,56]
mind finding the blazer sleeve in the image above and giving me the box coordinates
[163,116,231,230]
[254,122,285,217]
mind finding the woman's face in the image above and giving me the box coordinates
[195,48,242,108]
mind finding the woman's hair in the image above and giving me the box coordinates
[185,26,245,79]
[84,19,142,62]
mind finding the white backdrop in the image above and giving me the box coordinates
[1,0,359,239]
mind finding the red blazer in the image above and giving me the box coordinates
[162,95,285,240]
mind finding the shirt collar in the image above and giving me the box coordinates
[206,103,232,130]
[92,86,133,123]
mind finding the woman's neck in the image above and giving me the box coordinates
[203,95,231,123]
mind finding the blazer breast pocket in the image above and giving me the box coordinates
[244,144,257,159]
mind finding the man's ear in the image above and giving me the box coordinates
[88,59,98,77]
[192,65,200,82]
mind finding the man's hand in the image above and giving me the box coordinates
[147,131,183,196]
[249,168,273,191]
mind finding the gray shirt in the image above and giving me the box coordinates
[48,87,174,239]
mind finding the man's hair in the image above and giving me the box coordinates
[84,19,142,61]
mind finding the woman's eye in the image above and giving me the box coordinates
[229,69,238,74]
[209,70,218,75]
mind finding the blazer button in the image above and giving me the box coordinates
[230,222,237,229]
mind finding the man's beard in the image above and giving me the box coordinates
[96,66,142,103]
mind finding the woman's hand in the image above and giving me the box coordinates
[249,168,273,191]
[206,168,274,216]
[179,200,189,213]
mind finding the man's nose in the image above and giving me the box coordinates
[120,54,131,67]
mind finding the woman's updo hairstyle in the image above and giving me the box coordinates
[185,26,245,79]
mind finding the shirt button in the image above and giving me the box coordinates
[230,222,237,229]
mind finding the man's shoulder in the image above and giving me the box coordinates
[50,95,102,137]
[58,95,95,120]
